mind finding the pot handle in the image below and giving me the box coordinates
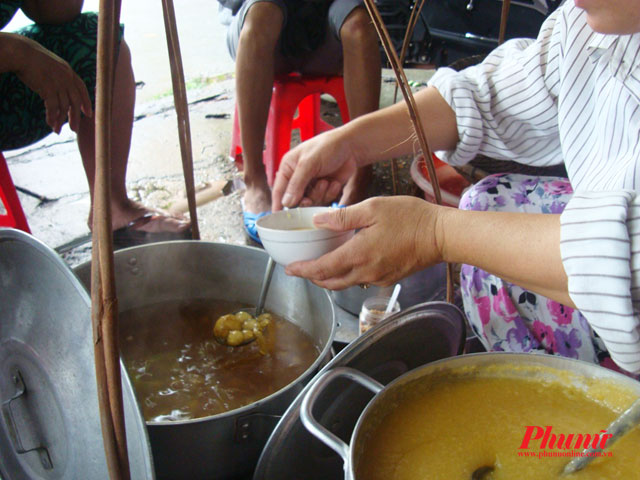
[300,367,384,468]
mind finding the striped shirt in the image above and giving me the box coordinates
[429,2,640,373]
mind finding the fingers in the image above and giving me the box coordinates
[312,200,372,232]
[271,129,355,210]
[44,91,67,134]
[285,241,362,290]
[301,179,329,206]
[280,153,319,209]
[35,60,91,134]
[76,74,93,118]
[285,237,395,290]
[57,90,70,133]
[66,74,92,132]
[272,150,329,210]
[43,73,91,134]
[271,156,297,211]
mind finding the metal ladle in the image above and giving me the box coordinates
[562,398,640,475]
[214,256,276,348]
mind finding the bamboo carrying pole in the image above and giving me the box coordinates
[498,0,512,45]
[389,0,427,196]
[161,0,200,240]
[362,0,455,303]
[393,0,427,104]
[92,0,131,478]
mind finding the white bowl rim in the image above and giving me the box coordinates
[256,206,345,235]
[258,229,353,243]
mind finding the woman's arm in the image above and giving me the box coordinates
[346,86,460,165]
[286,194,640,372]
[285,196,573,307]
[272,86,458,210]
[438,206,572,306]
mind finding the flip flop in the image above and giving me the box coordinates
[112,213,192,249]
[243,210,270,245]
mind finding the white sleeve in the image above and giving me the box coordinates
[560,191,640,374]
[427,6,566,168]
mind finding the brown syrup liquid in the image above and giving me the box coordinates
[119,299,319,422]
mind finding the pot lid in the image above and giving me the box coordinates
[254,301,467,479]
[0,229,154,479]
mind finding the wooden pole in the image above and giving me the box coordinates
[161,0,200,239]
[390,0,427,196]
[362,0,455,304]
[393,0,427,104]
[93,0,131,478]
[498,0,512,45]
[362,0,440,204]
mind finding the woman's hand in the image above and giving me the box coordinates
[6,33,92,133]
[284,196,444,290]
[271,126,361,211]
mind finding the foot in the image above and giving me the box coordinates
[339,166,373,206]
[90,199,191,234]
[242,182,272,215]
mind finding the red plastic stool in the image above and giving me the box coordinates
[0,152,31,233]
[230,73,350,185]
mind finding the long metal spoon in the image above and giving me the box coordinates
[252,256,276,317]
[214,256,276,347]
[562,398,640,475]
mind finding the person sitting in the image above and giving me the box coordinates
[270,0,640,376]
[0,0,191,246]
[219,0,381,243]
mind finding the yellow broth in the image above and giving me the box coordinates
[356,373,640,479]
[119,299,319,422]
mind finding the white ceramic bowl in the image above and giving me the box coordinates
[256,207,355,266]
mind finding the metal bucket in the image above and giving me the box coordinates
[329,263,448,315]
[301,353,640,480]
[74,240,335,480]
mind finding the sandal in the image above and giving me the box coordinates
[243,210,270,245]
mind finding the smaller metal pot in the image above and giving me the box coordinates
[330,263,448,315]
[300,353,640,480]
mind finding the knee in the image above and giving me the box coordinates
[21,0,83,24]
[239,3,284,51]
[339,7,378,51]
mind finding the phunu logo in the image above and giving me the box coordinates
[519,426,613,450]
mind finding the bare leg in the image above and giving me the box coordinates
[338,6,381,205]
[235,2,286,214]
[78,40,189,232]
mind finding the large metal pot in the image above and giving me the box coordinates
[301,353,640,480]
[74,241,335,480]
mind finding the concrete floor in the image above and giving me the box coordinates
[3,1,435,268]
